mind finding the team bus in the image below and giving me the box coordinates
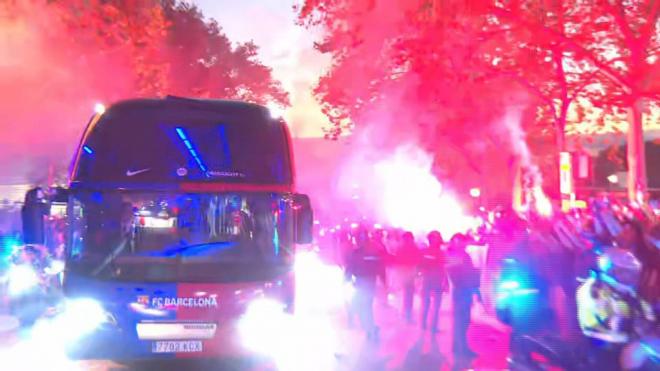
[27,97,313,360]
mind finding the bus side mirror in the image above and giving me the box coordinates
[292,193,313,244]
[22,188,49,245]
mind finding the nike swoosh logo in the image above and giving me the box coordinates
[126,168,151,177]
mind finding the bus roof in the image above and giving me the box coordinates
[69,97,294,192]
[106,96,272,119]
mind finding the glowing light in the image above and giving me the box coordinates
[82,145,93,154]
[532,185,553,217]
[238,298,288,350]
[94,103,106,115]
[141,216,175,228]
[44,260,64,275]
[128,303,168,317]
[572,200,588,209]
[598,255,613,272]
[387,293,396,304]
[175,127,209,175]
[500,280,520,290]
[7,264,39,296]
[0,333,81,371]
[607,174,619,184]
[267,102,285,119]
[63,298,107,336]
[470,188,481,198]
[373,145,474,237]
[294,251,346,313]
[640,342,659,358]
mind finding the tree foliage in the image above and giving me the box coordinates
[0,0,288,183]
[162,1,289,105]
[8,0,289,104]
[298,0,658,138]
[297,0,659,194]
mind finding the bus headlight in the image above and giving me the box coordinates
[61,298,110,339]
[238,298,290,353]
[7,264,39,297]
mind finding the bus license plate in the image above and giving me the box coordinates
[152,340,203,353]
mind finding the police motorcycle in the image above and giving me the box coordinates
[495,254,555,367]
[507,247,658,371]
[3,244,64,327]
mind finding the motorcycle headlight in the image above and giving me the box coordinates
[500,280,521,291]
[7,264,39,296]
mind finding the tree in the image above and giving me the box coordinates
[478,1,605,153]
[161,1,289,105]
[51,0,171,96]
[299,0,659,202]
[297,0,550,200]
[0,0,288,184]
[50,0,290,105]
[491,0,659,201]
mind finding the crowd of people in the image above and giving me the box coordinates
[322,196,659,364]
[333,224,483,359]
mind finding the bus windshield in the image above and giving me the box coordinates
[67,191,295,283]
[73,107,292,186]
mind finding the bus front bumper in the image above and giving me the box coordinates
[66,321,252,361]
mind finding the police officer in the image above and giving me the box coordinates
[345,226,387,340]
[395,232,421,323]
[577,248,655,351]
[447,234,480,358]
[420,230,447,333]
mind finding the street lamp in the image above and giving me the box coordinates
[469,188,481,198]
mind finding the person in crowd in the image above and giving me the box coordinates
[447,233,481,359]
[619,220,660,305]
[419,230,447,333]
[371,227,393,305]
[577,247,656,366]
[345,226,387,340]
[395,231,421,323]
[371,228,393,260]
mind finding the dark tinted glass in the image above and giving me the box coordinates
[67,191,295,282]
[74,107,291,185]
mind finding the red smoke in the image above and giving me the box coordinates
[0,1,136,185]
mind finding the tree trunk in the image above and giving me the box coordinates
[556,102,569,153]
[627,97,646,203]
[555,100,569,203]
